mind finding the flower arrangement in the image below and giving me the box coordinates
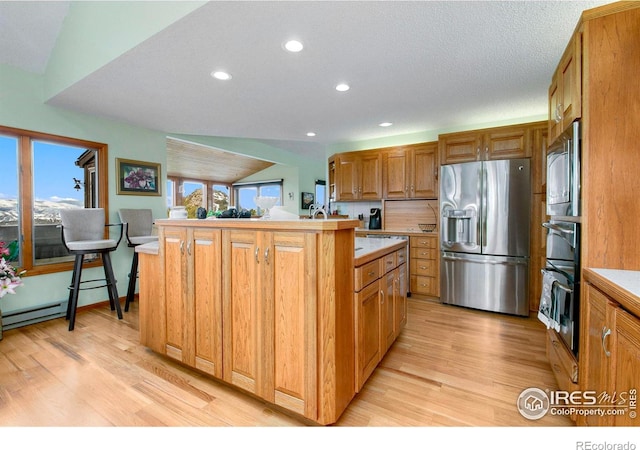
[0,241,25,299]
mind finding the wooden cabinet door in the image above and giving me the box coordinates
[530,123,548,194]
[360,152,382,200]
[336,154,360,201]
[383,149,409,199]
[328,157,336,203]
[164,227,223,375]
[192,228,222,377]
[548,71,562,142]
[394,263,407,336]
[223,229,261,396]
[356,280,381,391]
[381,271,396,354]
[268,231,317,418]
[548,32,582,143]
[163,227,189,362]
[411,143,438,198]
[613,308,640,426]
[580,284,615,426]
[485,126,529,160]
[439,131,482,165]
[560,33,581,129]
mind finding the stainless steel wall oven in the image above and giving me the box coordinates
[539,219,580,356]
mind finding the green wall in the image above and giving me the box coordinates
[0,64,169,314]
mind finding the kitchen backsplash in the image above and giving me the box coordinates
[333,199,440,232]
[332,201,382,224]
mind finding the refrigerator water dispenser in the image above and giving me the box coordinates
[443,209,477,245]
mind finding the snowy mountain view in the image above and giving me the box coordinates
[0,197,83,226]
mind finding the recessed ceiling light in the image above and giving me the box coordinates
[211,71,232,80]
[335,83,350,92]
[284,40,304,52]
[379,122,393,127]
[306,132,316,137]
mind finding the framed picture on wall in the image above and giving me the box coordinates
[301,192,314,209]
[116,158,161,196]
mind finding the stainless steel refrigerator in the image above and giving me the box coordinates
[440,159,530,316]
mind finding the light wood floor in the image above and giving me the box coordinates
[0,296,573,427]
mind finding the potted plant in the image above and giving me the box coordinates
[1,241,25,340]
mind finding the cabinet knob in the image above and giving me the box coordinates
[255,246,260,264]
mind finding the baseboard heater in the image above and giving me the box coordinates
[2,300,68,331]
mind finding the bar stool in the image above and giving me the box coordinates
[118,208,158,312]
[59,208,123,331]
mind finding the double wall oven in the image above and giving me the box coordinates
[539,120,581,357]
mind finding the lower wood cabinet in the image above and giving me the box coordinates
[580,278,640,426]
[223,229,317,416]
[138,221,357,425]
[163,226,222,378]
[355,246,407,391]
[410,235,439,297]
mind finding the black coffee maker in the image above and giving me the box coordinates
[369,208,382,229]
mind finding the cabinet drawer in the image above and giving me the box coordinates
[355,260,381,291]
[412,259,436,276]
[546,329,578,385]
[410,275,436,295]
[410,236,437,249]
[410,247,437,260]
[396,247,407,266]
[382,252,396,274]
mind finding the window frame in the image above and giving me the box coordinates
[167,175,232,214]
[232,179,283,214]
[0,124,109,276]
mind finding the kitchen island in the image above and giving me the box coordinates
[136,218,406,424]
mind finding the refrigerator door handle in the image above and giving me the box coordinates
[442,254,528,266]
[480,164,487,248]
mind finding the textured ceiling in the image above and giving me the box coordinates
[1,1,613,164]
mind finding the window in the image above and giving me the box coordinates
[0,125,108,275]
[315,179,326,208]
[233,180,282,215]
[167,176,231,218]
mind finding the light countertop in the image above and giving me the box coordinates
[584,268,640,318]
[354,237,406,266]
[136,235,406,266]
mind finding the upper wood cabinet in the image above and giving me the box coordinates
[439,123,530,165]
[530,122,548,195]
[335,151,382,201]
[383,142,438,199]
[548,32,582,144]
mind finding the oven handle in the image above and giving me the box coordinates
[542,222,574,235]
[540,269,573,293]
